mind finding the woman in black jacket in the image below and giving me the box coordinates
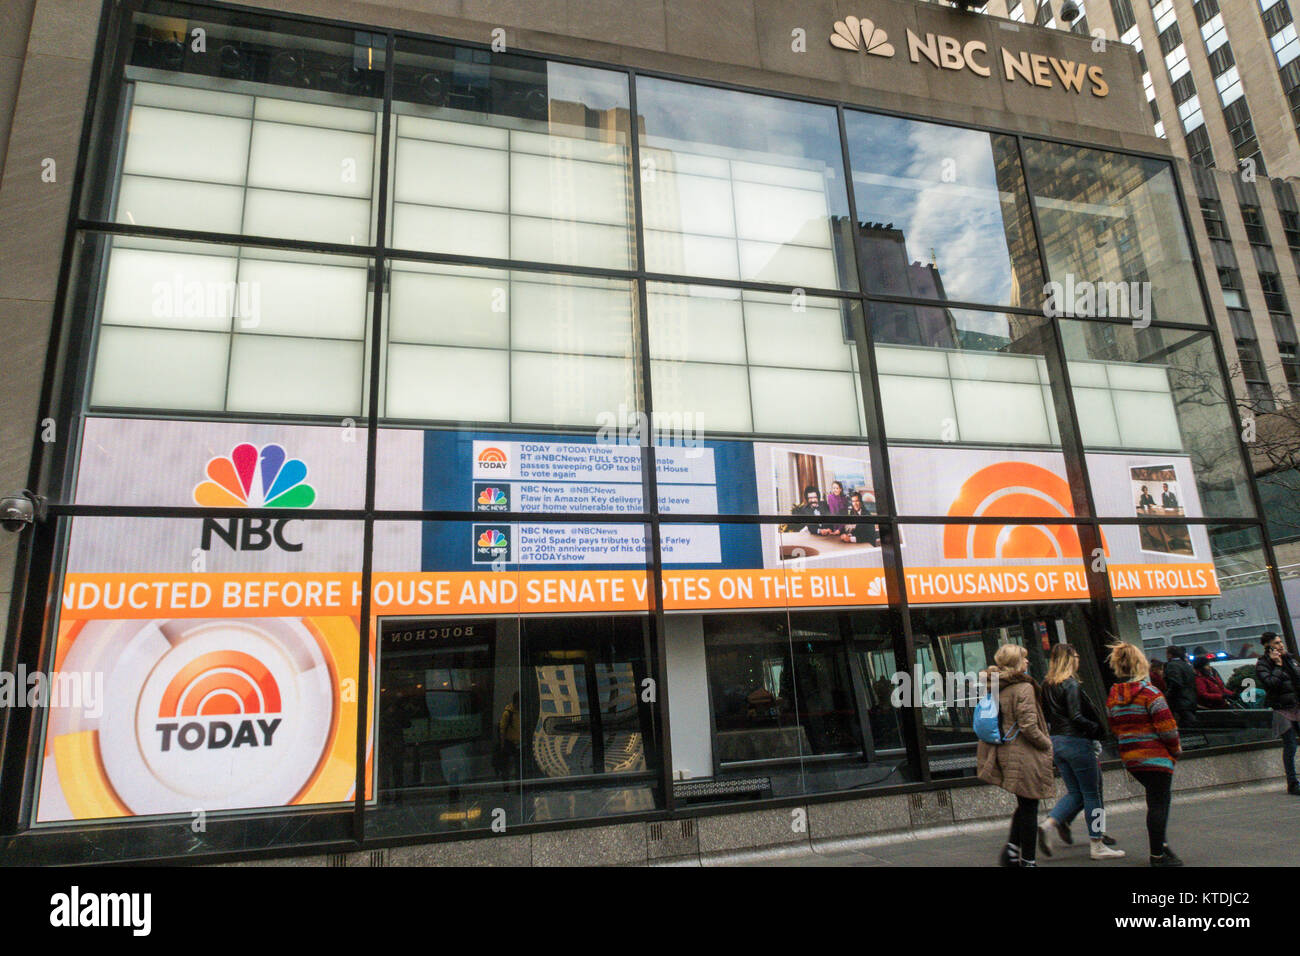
[1038,644,1125,860]
[1257,632,1300,795]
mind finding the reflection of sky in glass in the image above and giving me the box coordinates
[547,63,630,115]
[847,113,1022,305]
[636,77,851,219]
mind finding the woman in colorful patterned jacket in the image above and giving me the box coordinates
[1106,641,1183,867]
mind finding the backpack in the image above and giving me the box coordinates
[974,690,1019,745]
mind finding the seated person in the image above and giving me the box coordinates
[784,485,836,536]
[1137,485,1156,511]
[839,491,880,546]
[1193,658,1236,709]
[825,481,849,517]
[1161,483,1180,510]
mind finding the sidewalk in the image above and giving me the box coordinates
[736,780,1300,866]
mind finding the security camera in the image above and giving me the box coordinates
[1059,0,1082,22]
[1,491,44,533]
[949,0,989,9]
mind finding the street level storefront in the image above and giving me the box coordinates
[0,0,1293,864]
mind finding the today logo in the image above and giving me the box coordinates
[153,650,283,752]
[830,15,1109,98]
[477,446,509,470]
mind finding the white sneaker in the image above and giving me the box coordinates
[1038,820,1056,857]
[1091,840,1126,860]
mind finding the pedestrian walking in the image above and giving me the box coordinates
[1256,631,1300,795]
[976,643,1055,868]
[1162,646,1197,727]
[1106,642,1183,867]
[1038,644,1125,860]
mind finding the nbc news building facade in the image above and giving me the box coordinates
[0,0,1293,865]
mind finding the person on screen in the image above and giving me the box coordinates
[826,481,849,516]
[1137,485,1156,511]
[1161,483,1180,510]
[840,492,880,546]
[786,485,836,536]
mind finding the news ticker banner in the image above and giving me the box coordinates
[40,421,1222,823]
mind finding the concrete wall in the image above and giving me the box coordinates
[223,745,1283,866]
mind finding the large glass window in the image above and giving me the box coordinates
[86,236,374,417]
[648,284,866,437]
[382,262,640,428]
[636,78,857,290]
[387,40,633,271]
[1061,321,1255,518]
[844,113,1042,309]
[1021,140,1206,325]
[96,15,386,244]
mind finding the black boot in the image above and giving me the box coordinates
[1150,845,1184,867]
[999,843,1020,867]
[1287,779,1300,795]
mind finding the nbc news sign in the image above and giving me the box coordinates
[830,15,1109,98]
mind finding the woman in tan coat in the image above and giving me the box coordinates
[976,643,1055,867]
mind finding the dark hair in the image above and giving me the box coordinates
[1167,646,1186,659]
[803,485,819,498]
[1194,658,1212,672]
[1263,631,1281,644]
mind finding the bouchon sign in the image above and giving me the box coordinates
[831,16,1109,98]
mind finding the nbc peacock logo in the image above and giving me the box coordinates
[830,17,895,57]
[477,487,507,506]
[943,462,1088,560]
[473,524,512,564]
[193,443,316,509]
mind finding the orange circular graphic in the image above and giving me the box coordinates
[944,462,1081,559]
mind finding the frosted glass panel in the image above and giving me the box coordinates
[1072,387,1122,447]
[641,170,736,236]
[390,269,509,347]
[645,231,740,280]
[952,380,1052,444]
[391,204,508,258]
[386,344,509,422]
[749,367,862,435]
[247,123,373,197]
[743,302,853,370]
[227,335,363,415]
[122,107,251,184]
[876,346,949,377]
[509,152,628,226]
[1107,363,1171,391]
[254,97,375,132]
[510,217,631,270]
[651,361,752,432]
[733,180,832,247]
[739,241,840,288]
[236,258,368,339]
[512,353,635,426]
[879,375,955,440]
[243,189,371,245]
[116,177,244,234]
[636,77,853,288]
[102,249,237,332]
[90,327,228,410]
[1113,391,1182,450]
[132,81,252,118]
[648,292,746,364]
[393,138,508,211]
[510,280,634,357]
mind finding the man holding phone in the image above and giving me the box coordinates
[1256,632,1300,795]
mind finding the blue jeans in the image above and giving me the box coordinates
[1048,734,1105,839]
